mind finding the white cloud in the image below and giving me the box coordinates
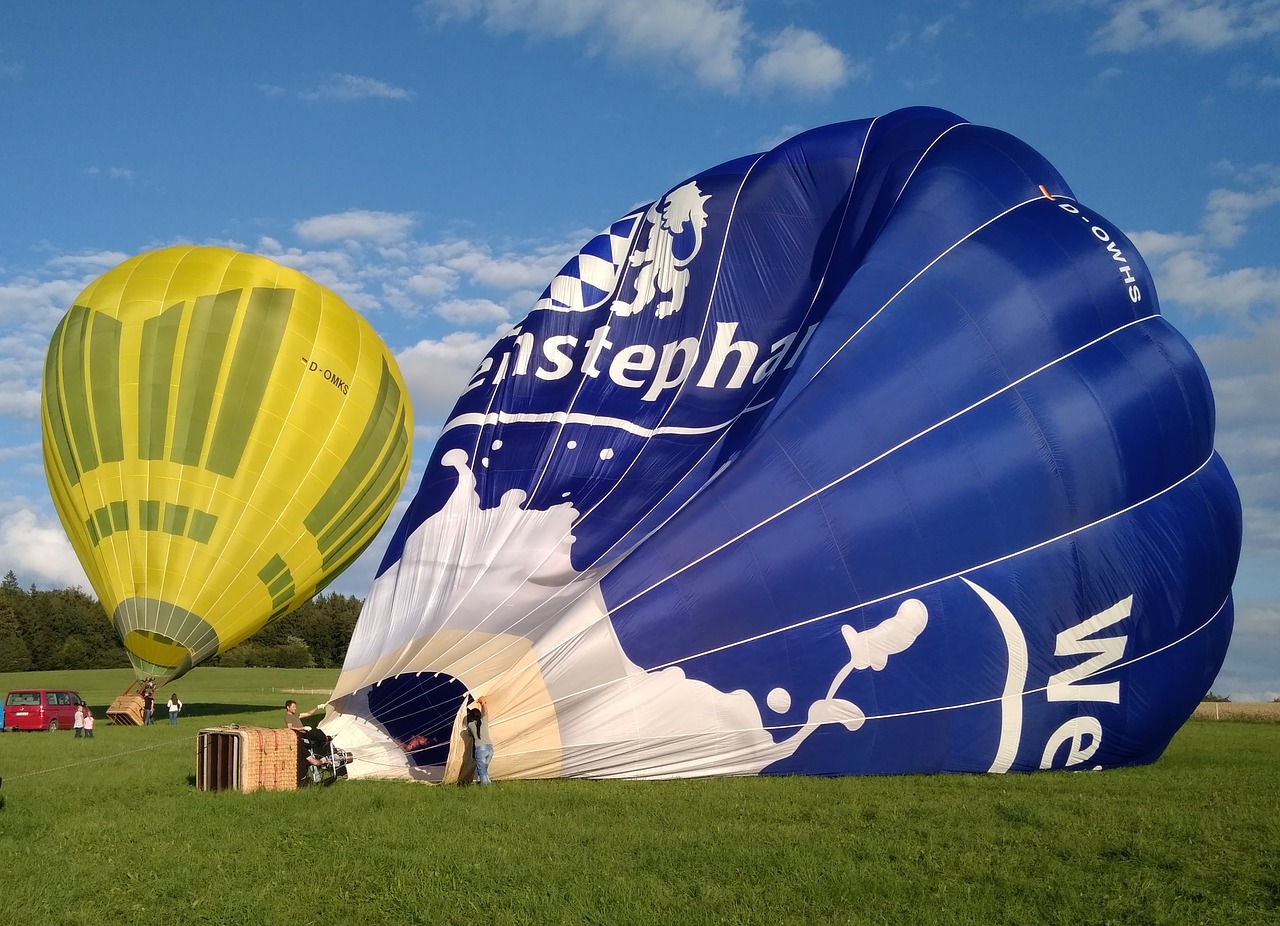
[0,275,90,326]
[298,73,415,102]
[445,241,574,291]
[1088,0,1280,53]
[416,0,851,95]
[1127,229,1201,258]
[0,387,40,419]
[1227,62,1280,90]
[1212,600,1280,701]
[84,166,136,181]
[1202,164,1280,247]
[888,14,954,53]
[1156,250,1280,316]
[407,268,458,299]
[751,26,859,94]
[433,297,510,326]
[1128,165,1280,318]
[1233,599,1280,636]
[1193,317,1280,560]
[396,329,507,425]
[294,210,418,245]
[598,0,750,91]
[0,270,109,422]
[0,507,90,591]
[921,16,952,40]
[1094,66,1125,85]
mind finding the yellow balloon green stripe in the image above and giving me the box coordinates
[43,313,81,484]
[59,306,98,472]
[207,287,293,477]
[258,554,295,609]
[44,305,127,485]
[319,409,412,558]
[306,359,409,556]
[138,302,182,461]
[320,463,408,574]
[88,312,125,464]
[172,289,238,468]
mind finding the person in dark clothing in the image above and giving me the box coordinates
[284,699,326,781]
[465,695,494,786]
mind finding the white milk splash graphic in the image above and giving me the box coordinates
[328,450,927,780]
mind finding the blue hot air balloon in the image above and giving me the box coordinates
[322,106,1241,782]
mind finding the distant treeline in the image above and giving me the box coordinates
[0,570,364,673]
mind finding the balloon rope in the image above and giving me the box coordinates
[3,735,192,783]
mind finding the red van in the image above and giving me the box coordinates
[3,689,87,731]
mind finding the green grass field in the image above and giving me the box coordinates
[2,668,1277,926]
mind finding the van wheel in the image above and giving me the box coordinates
[48,719,58,731]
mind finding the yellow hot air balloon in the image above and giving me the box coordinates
[41,245,413,681]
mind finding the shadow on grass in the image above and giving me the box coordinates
[170,702,281,719]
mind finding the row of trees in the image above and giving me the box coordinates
[0,570,364,673]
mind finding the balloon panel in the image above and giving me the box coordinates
[42,245,413,679]
[325,107,1240,780]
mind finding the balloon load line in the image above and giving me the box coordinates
[3,736,194,784]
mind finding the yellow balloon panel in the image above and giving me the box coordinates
[41,246,413,680]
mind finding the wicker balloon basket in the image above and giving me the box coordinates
[196,726,300,792]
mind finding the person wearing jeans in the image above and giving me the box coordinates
[465,696,494,786]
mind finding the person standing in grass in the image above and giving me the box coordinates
[82,708,95,738]
[167,693,182,725]
[73,703,84,739]
[465,695,494,786]
[142,686,155,726]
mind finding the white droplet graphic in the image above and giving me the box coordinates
[600,448,614,461]
[766,688,792,714]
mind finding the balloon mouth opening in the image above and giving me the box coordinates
[113,597,219,682]
[367,673,470,771]
[124,629,195,680]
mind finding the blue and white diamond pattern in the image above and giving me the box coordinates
[534,211,644,312]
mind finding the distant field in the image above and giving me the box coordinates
[2,668,1278,926]
[1191,701,1280,722]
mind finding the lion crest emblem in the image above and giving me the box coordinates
[613,181,711,319]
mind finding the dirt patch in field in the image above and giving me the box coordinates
[1191,701,1280,722]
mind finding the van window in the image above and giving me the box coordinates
[5,692,41,706]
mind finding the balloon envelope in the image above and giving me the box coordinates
[326,107,1239,780]
[42,245,413,680]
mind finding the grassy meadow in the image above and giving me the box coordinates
[1,667,1277,926]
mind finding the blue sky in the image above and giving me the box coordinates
[1,1,1277,698]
